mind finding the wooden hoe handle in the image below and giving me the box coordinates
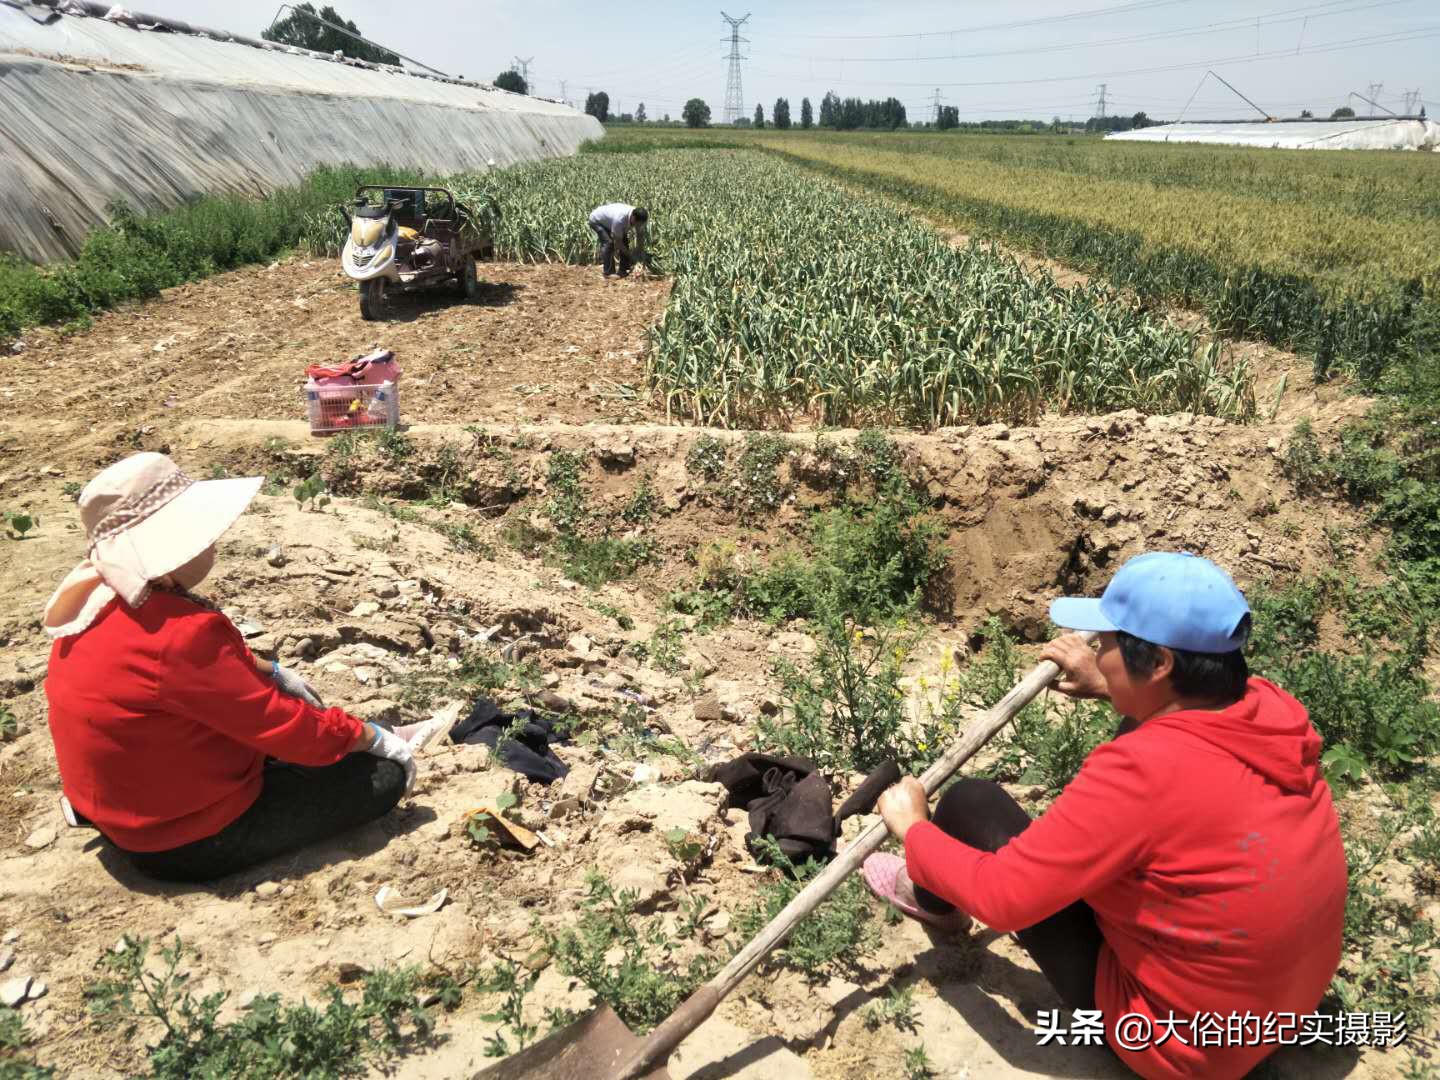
[613,631,1095,1079]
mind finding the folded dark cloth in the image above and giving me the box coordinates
[448,697,568,785]
[712,753,901,865]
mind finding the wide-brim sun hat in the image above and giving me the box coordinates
[1049,551,1251,654]
[42,452,262,637]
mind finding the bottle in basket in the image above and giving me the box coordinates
[368,382,392,424]
[306,385,323,430]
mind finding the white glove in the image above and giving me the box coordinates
[366,725,416,794]
[271,662,324,708]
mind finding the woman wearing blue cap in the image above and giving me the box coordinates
[865,552,1347,1080]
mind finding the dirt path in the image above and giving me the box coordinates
[0,256,670,492]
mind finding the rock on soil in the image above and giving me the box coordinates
[1,976,31,1008]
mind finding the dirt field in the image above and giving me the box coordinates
[0,257,1418,1079]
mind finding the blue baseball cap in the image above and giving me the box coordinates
[1049,552,1251,653]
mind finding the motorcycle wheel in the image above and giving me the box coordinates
[359,278,387,321]
[456,256,478,300]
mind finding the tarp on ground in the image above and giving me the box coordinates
[0,2,604,262]
[1106,118,1440,151]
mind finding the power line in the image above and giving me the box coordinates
[513,55,534,88]
[753,0,1416,65]
[745,23,1440,89]
[1095,83,1108,117]
[722,11,751,124]
[766,0,1195,41]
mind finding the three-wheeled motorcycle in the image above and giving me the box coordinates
[340,186,497,320]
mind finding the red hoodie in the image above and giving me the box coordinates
[46,591,363,852]
[905,678,1347,1079]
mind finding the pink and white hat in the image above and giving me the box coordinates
[42,453,262,637]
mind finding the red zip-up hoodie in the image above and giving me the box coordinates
[905,678,1347,1079]
[46,592,363,852]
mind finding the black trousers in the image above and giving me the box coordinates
[589,221,633,277]
[916,777,1103,1011]
[122,755,406,883]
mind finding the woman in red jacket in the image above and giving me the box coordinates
[43,452,422,882]
[865,552,1347,1080]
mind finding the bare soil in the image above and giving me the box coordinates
[0,254,1421,1079]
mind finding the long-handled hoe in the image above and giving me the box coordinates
[475,632,1094,1080]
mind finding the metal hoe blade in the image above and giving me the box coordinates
[469,1005,669,1080]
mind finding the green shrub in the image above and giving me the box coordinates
[757,612,923,775]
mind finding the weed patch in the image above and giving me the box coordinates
[395,646,540,712]
[540,872,717,1033]
[83,936,434,1079]
[734,839,879,979]
[0,1006,54,1079]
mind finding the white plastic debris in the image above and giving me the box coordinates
[374,885,448,919]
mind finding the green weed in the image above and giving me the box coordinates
[2,512,37,539]
[83,936,433,1079]
[0,1006,54,1079]
[903,1043,936,1080]
[684,434,728,481]
[734,839,879,979]
[758,613,922,775]
[862,985,919,1033]
[540,872,717,1033]
[621,475,659,524]
[395,646,540,712]
[476,960,539,1057]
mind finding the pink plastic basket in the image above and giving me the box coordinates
[305,381,400,435]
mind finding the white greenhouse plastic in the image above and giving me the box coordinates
[1106,118,1440,152]
[0,1,604,261]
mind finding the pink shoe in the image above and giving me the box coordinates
[863,853,972,933]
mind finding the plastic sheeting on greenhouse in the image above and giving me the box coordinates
[0,1,604,262]
[1106,118,1440,152]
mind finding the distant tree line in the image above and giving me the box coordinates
[818,92,907,130]
[1084,112,1159,133]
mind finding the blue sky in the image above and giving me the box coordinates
[184,1,1436,121]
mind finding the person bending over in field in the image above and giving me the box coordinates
[864,552,1346,1080]
[587,202,648,277]
[42,452,427,882]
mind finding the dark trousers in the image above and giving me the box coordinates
[123,755,406,883]
[916,777,1103,1011]
[589,221,632,277]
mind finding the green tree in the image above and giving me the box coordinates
[586,91,610,123]
[937,105,959,130]
[819,91,840,128]
[753,103,765,128]
[800,97,813,129]
[682,97,711,128]
[774,97,791,129]
[262,3,398,64]
[1300,108,1314,118]
[493,69,526,94]
[1331,106,1356,118]
[636,102,647,123]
